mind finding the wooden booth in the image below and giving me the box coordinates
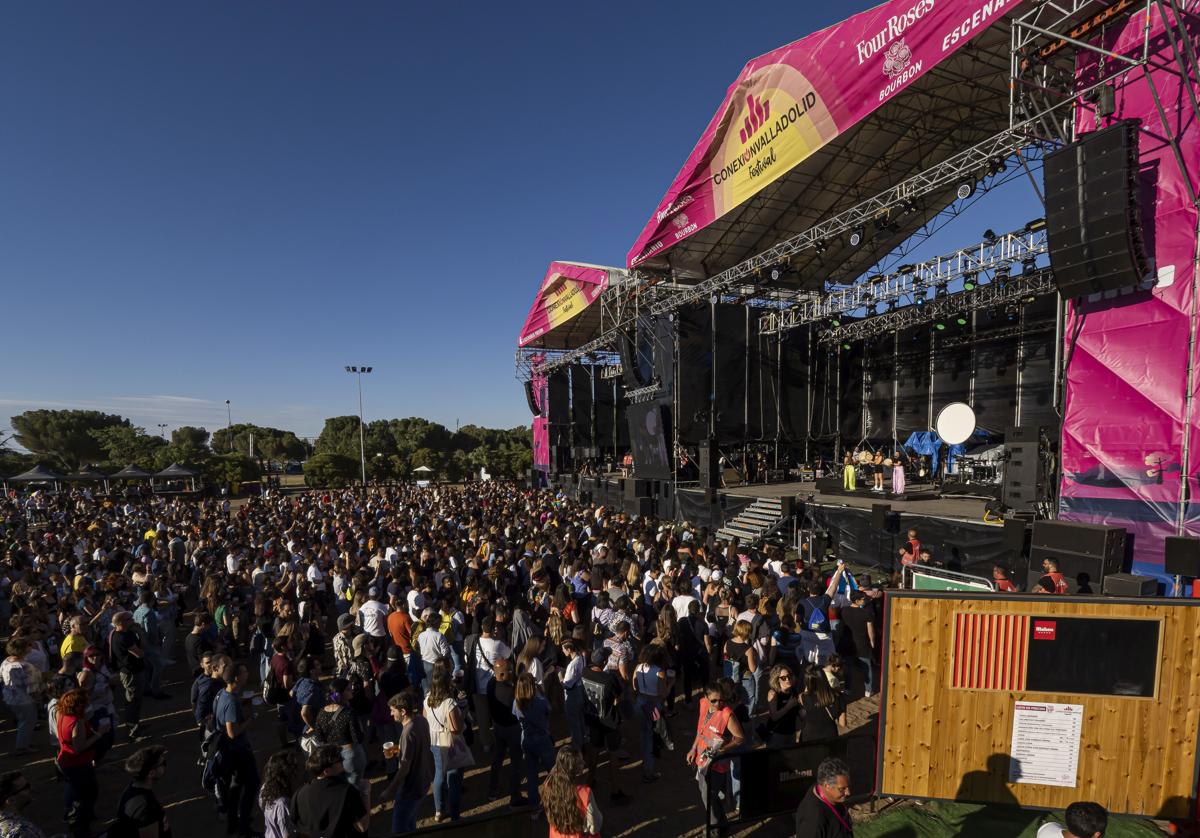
[879,591,1200,818]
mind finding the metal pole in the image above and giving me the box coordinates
[226,400,232,452]
[357,373,367,492]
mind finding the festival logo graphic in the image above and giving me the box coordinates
[738,93,771,144]
[671,212,691,230]
[882,39,912,77]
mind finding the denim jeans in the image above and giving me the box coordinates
[10,701,34,750]
[564,684,586,752]
[391,794,422,834]
[341,743,367,790]
[62,764,98,838]
[634,696,658,777]
[522,736,556,808]
[856,655,876,695]
[430,745,463,819]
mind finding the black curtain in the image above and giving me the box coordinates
[931,332,970,417]
[972,310,1019,434]
[594,373,616,452]
[895,327,931,436]
[838,342,864,442]
[676,305,712,444]
[714,304,749,444]
[570,365,595,447]
[780,327,811,443]
[748,328,779,441]
[1018,294,1058,430]
[863,337,894,442]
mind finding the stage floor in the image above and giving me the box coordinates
[722,480,995,523]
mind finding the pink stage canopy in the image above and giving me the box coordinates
[627,0,1026,276]
[517,261,622,350]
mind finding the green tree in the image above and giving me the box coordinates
[304,452,360,488]
[10,410,130,470]
[314,416,364,460]
[204,454,260,490]
[89,425,166,469]
[171,426,210,450]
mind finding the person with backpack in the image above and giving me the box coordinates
[580,648,628,804]
[799,563,846,666]
[465,614,509,753]
[722,620,760,722]
[109,746,171,838]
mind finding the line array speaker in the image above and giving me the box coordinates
[1044,120,1148,298]
[698,440,719,489]
[1165,536,1200,578]
[1031,520,1125,561]
[524,380,541,417]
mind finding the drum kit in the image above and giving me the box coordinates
[935,402,1002,484]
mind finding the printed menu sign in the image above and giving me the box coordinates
[1008,701,1083,787]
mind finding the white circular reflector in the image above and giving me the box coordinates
[935,402,976,445]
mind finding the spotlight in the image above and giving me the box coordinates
[849,226,865,247]
[935,283,948,298]
[1022,258,1038,275]
[983,229,997,244]
[901,199,919,215]
[830,317,841,327]
[873,210,895,232]
[1023,294,1037,304]
[842,342,852,351]
[955,315,969,326]
[989,157,1008,175]
[915,294,925,307]
[888,300,898,312]
[1025,218,1047,232]
[897,264,916,274]
[814,240,828,254]
[956,180,976,200]
[934,321,947,331]
[770,267,783,281]
[963,271,978,291]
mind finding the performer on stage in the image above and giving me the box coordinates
[842,450,856,491]
[891,450,906,495]
[872,450,885,493]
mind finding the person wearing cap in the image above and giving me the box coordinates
[356,588,389,639]
[1038,802,1107,838]
[333,613,357,679]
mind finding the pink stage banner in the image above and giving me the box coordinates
[627,0,1026,269]
[1058,4,1200,579]
[531,360,550,470]
[517,263,609,348]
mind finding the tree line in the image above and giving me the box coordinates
[2,410,532,489]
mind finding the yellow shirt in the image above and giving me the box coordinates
[60,633,88,661]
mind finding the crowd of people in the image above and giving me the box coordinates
[0,480,907,838]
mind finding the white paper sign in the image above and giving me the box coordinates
[1008,701,1083,788]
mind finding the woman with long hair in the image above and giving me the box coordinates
[422,670,464,823]
[513,672,555,809]
[516,634,547,688]
[541,747,601,838]
[1,639,35,755]
[314,677,367,791]
[722,619,760,717]
[632,643,673,783]
[800,666,846,742]
[259,749,304,838]
[763,664,800,748]
[56,687,108,838]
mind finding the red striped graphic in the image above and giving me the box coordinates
[951,613,1029,690]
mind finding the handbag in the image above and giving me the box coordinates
[445,733,475,770]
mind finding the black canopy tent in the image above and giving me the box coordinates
[153,463,199,492]
[6,464,66,492]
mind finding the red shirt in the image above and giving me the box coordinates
[995,578,1018,593]
[387,610,414,654]
[56,714,94,767]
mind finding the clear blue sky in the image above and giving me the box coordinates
[0,1,1039,442]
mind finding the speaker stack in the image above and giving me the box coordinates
[1026,520,1126,594]
[698,440,719,490]
[1002,426,1046,515]
[1044,120,1148,298]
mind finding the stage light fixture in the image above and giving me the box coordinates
[983,229,997,244]
[955,315,968,326]
[815,240,828,254]
[963,271,977,291]
[1025,218,1046,232]
[956,180,976,200]
[1023,294,1037,304]
[770,267,783,281]
[897,264,915,275]
[842,342,852,350]
[989,157,1008,175]
[849,226,864,247]
[1022,258,1038,274]
[934,321,947,331]
[830,317,841,327]
[901,199,919,215]
[935,282,948,298]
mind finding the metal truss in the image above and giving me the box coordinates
[815,269,1058,344]
[759,225,1048,335]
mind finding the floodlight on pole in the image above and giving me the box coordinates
[344,366,373,491]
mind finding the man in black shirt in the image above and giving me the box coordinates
[795,757,853,838]
[184,614,216,676]
[581,648,628,803]
[292,745,368,838]
[110,611,146,737]
[839,591,877,699]
[484,658,525,806]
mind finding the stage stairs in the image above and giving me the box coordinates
[717,498,790,544]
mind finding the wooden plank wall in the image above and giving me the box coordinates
[880,593,1200,817]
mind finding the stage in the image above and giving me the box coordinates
[722,479,993,524]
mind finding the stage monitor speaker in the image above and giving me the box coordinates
[1031,520,1126,562]
[698,441,719,489]
[1006,425,1039,443]
[524,380,541,416]
[1165,536,1200,578]
[626,479,652,501]
[635,497,654,518]
[1028,546,1119,594]
[779,496,795,519]
[1003,518,1028,559]
[1044,120,1148,298]
[1102,572,1158,597]
[872,503,891,532]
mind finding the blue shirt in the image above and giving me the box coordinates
[213,690,247,745]
[293,677,323,709]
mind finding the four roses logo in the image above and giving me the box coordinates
[882,39,912,77]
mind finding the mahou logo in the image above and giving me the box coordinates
[882,39,912,77]
[738,93,771,144]
[671,212,691,230]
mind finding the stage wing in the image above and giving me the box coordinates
[627,0,1024,281]
[518,262,616,349]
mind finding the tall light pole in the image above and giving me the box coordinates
[344,366,372,491]
[225,400,232,452]
[157,423,168,439]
